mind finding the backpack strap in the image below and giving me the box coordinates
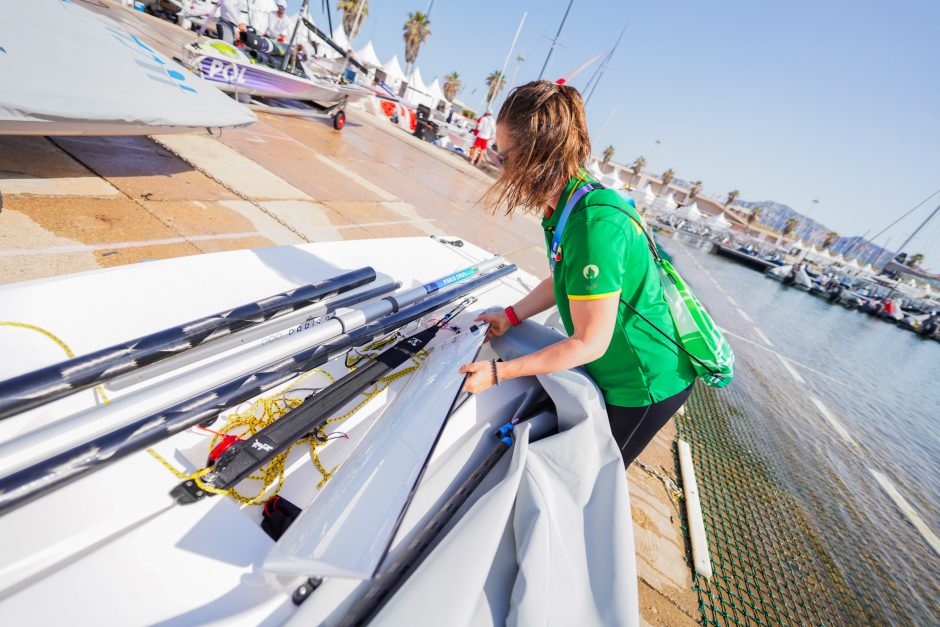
[588,189,719,376]
[549,183,595,273]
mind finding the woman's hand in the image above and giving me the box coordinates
[475,310,511,341]
[459,360,498,395]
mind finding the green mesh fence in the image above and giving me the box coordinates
[674,384,871,626]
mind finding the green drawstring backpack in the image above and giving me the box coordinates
[619,199,734,388]
[554,181,734,388]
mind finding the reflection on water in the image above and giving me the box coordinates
[661,234,940,624]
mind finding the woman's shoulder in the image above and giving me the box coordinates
[570,188,642,230]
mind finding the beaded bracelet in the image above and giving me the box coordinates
[490,359,500,386]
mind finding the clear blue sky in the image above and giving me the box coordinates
[289,0,940,268]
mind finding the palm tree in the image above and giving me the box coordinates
[661,168,675,191]
[442,71,461,102]
[337,0,369,39]
[485,70,505,106]
[630,156,646,185]
[402,12,431,78]
[822,231,839,249]
[689,180,703,201]
[746,207,762,233]
[725,190,740,208]
[782,218,799,239]
[602,145,615,167]
[907,253,925,268]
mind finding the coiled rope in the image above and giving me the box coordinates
[2,320,427,506]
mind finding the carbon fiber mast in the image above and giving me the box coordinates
[0,264,516,517]
[173,297,477,503]
[0,267,377,420]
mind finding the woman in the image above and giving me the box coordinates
[460,80,696,467]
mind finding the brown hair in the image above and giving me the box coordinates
[484,80,591,215]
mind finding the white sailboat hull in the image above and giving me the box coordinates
[0,238,639,626]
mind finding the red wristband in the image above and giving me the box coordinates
[505,306,521,326]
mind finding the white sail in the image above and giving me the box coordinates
[0,0,255,135]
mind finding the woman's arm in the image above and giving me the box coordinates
[511,276,557,321]
[474,276,558,339]
[461,293,620,393]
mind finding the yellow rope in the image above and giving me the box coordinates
[151,349,428,503]
[344,331,402,370]
[3,319,428,506]
[0,321,111,405]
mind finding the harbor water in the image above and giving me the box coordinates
[661,234,940,624]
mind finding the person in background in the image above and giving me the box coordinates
[469,110,496,166]
[265,0,293,42]
[217,0,247,44]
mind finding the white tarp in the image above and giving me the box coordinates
[356,40,383,68]
[264,326,488,579]
[0,0,256,135]
[290,321,640,626]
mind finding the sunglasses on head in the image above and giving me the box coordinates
[492,146,514,168]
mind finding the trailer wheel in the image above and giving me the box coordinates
[333,111,346,130]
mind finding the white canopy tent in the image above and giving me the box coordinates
[405,67,434,108]
[675,200,701,221]
[631,184,656,211]
[601,171,624,190]
[427,78,448,108]
[355,41,383,68]
[810,248,838,265]
[331,25,351,53]
[707,212,732,232]
[382,55,407,89]
[661,193,680,215]
[588,161,605,180]
[410,67,430,93]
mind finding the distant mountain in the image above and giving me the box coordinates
[737,199,895,265]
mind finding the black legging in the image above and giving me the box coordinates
[606,383,693,467]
